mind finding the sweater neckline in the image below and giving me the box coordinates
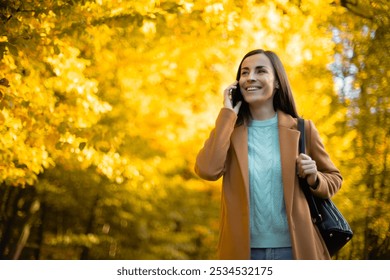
[249,113,278,127]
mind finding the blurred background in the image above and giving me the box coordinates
[0,0,388,260]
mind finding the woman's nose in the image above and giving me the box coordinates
[247,71,256,81]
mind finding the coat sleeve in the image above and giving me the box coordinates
[194,108,237,181]
[306,120,343,199]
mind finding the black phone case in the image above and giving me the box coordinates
[231,87,243,107]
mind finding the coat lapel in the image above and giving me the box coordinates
[231,124,250,202]
[277,111,300,217]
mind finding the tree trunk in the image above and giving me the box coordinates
[12,200,40,260]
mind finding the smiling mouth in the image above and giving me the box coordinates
[246,86,262,91]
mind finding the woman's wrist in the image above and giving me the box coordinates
[309,177,320,190]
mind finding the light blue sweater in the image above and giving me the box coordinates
[248,113,291,248]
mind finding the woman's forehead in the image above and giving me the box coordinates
[242,53,272,69]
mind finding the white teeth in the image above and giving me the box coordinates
[247,87,261,91]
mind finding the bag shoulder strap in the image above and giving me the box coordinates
[298,118,305,154]
[297,118,323,224]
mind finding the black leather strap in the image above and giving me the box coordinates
[298,118,305,155]
[297,118,323,224]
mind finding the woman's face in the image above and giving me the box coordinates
[238,53,277,108]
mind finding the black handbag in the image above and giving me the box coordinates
[298,118,353,256]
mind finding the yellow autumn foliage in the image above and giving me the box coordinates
[0,0,388,260]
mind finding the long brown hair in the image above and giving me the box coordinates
[235,49,298,125]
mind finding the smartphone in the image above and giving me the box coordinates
[230,85,243,107]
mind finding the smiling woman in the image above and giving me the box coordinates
[231,49,298,126]
[194,49,343,260]
[238,53,278,120]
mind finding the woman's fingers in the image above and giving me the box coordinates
[223,81,239,110]
[296,153,317,177]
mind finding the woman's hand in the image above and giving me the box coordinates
[223,81,242,114]
[296,153,318,187]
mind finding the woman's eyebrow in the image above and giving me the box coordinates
[241,65,269,71]
[241,65,268,70]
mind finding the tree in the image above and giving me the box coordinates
[329,0,390,259]
[1,0,386,260]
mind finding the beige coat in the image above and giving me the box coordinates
[195,108,342,260]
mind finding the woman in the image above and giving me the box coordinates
[194,49,342,260]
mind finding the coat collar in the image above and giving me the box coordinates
[230,110,299,216]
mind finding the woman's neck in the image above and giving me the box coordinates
[249,105,276,121]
